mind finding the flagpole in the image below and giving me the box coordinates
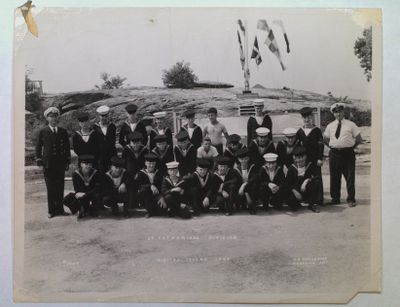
[244,20,250,93]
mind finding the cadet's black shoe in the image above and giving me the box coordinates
[348,201,357,207]
[48,213,56,219]
[224,212,231,216]
[60,211,70,216]
[145,213,152,219]
[329,199,340,205]
[308,204,320,213]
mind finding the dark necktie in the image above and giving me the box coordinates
[335,121,341,139]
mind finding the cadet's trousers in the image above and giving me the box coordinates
[329,148,356,202]
[102,192,129,214]
[259,183,286,209]
[43,166,65,215]
[164,193,191,219]
[286,178,321,210]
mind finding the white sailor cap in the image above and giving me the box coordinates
[330,102,345,113]
[263,153,278,162]
[43,107,60,117]
[256,127,270,136]
[96,105,110,115]
[253,99,265,107]
[166,161,179,169]
[153,111,167,119]
[283,127,297,137]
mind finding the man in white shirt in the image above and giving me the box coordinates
[324,103,362,207]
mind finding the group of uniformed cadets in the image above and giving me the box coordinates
[36,99,362,220]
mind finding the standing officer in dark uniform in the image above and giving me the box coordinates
[93,105,117,173]
[247,99,272,146]
[324,103,362,207]
[118,104,147,147]
[36,107,71,218]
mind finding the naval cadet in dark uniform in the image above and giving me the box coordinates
[118,104,147,147]
[36,107,71,218]
[72,112,101,168]
[180,109,203,149]
[93,105,117,173]
[247,99,272,146]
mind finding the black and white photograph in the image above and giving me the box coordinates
[13,5,381,303]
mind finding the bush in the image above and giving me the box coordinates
[95,72,127,90]
[162,61,198,89]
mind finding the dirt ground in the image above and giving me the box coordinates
[20,129,372,303]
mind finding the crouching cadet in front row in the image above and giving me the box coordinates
[213,156,242,216]
[102,156,130,217]
[184,158,216,216]
[161,161,192,219]
[259,153,286,211]
[72,155,103,219]
[285,146,321,213]
[235,147,261,215]
[136,153,164,218]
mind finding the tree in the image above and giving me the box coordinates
[162,61,198,88]
[354,27,372,82]
[95,72,127,89]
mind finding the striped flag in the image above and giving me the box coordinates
[273,20,290,53]
[257,19,286,70]
[237,30,245,71]
[251,36,262,66]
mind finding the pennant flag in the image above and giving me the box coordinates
[237,30,245,71]
[19,1,38,37]
[257,19,285,70]
[273,20,290,53]
[238,19,246,34]
[251,36,262,66]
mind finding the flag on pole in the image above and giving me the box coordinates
[238,19,246,34]
[237,30,245,71]
[257,19,285,70]
[251,36,262,66]
[273,20,290,53]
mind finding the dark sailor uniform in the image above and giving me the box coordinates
[180,124,203,149]
[93,122,117,173]
[234,164,261,213]
[151,145,174,175]
[122,144,149,209]
[161,176,192,218]
[173,144,197,176]
[223,144,246,168]
[247,114,273,146]
[296,126,325,204]
[184,171,216,215]
[102,169,131,215]
[212,168,242,215]
[36,126,71,216]
[118,120,147,147]
[259,165,287,210]
[72,130,101,167]
[136,169,164,216]
[285,162,322,210]
[72,168,103,217]
[248,139,276,167]
[149,127,173,150]
[276,139,300,169]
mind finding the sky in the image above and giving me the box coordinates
[15,7,375,99]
